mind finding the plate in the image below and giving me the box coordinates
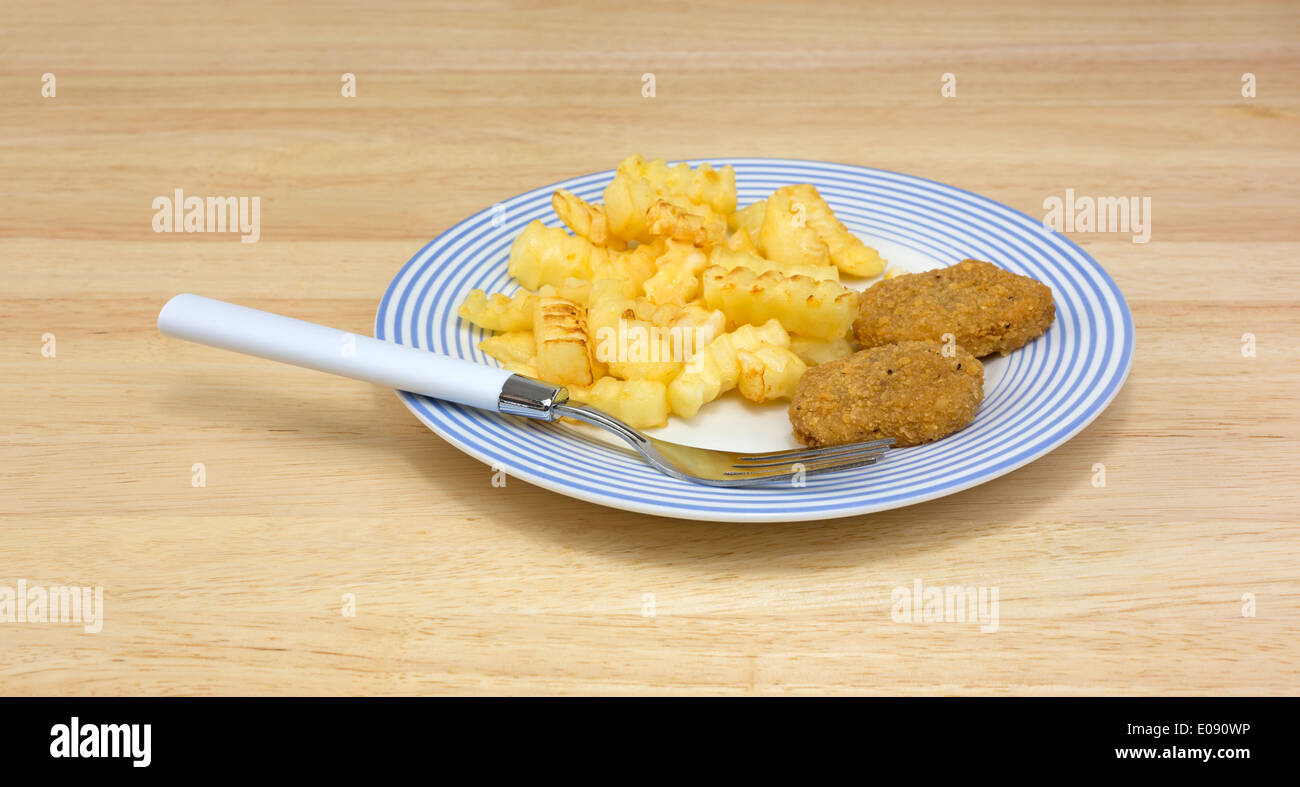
[375,159,1135,522]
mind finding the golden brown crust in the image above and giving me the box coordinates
[852,259,1056,357]
[788,341,984,447]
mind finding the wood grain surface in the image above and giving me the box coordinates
[2,0,1297,695]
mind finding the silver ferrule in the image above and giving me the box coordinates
[497,374,568,420]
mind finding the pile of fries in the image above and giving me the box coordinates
[457,155,889,428]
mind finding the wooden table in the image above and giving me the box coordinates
[3,0,1297,695]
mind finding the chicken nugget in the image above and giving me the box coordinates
[852,259,1055,357]
[788,341,983,447]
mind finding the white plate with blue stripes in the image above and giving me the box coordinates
[375,159,1135,522]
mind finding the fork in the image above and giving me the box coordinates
[157,295,891,486]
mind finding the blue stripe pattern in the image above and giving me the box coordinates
[374,160,1135,522]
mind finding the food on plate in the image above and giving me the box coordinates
[508,220,610,290]
[736,344,808,404]
[721,227,759,254]
[852,258,1056,357]
[641,241,709,305]
[603,155,736,244]
[589,239,663,298]
[533,296,602,386]
[586,281,687,385]
[788,335,855,367]
[765,184,887,278]
[478,330,536,368]
[537,277,592,305]
[552,189,625,250]
[463,154,896,429]
[789,341,984,447]
[709,245,840,282]
[617,154,737,215]
[701,266,857,340]
[568,377,670,429]
[667,319,799,417]
[460,154,1052,450]
[728,199,767,242]
[645,199,727,248]
[458,289,537,332]
[759,187,832,270]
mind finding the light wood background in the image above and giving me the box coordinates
[2,0,1297,695]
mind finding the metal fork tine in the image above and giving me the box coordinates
[724,453,885,479]
[736,438,894,464]
[800,456,885,476]
[735,443,891,469]
[552,401,891,487]
[734,450,888,472]
[721,463,799,479]
[798,454,887,475]
[726,472,797,484]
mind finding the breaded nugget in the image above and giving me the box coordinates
[788,341,983,447]
[852,259,1055,357]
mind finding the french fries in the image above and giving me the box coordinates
[533,296,601,387]
[722,227,759,254]
[552,189,625,250]
[737,345,807,404]
[478,330,536,367]
[728,199,767,243]
[641,241,709,305]
[537,277,593,305]
[601,169,660,243]
[460,154,892,428]
[509,220,611,290]
[618,154,736,216]
[777,184,886,277]
[569,377,669,429]
[502,360,538,377]
[788,334,855,366]
[587,281,683,383]
[590,239,664,298]
[603,155,736,244]
[709,245,840,282]
[458,289,538,332]
[645,199,726,248]
[666,319,792,417]
[701,266,858,340]
[634,300,726,346]
[759,187,831,270]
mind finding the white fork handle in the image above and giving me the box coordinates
[157,293,514,411]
